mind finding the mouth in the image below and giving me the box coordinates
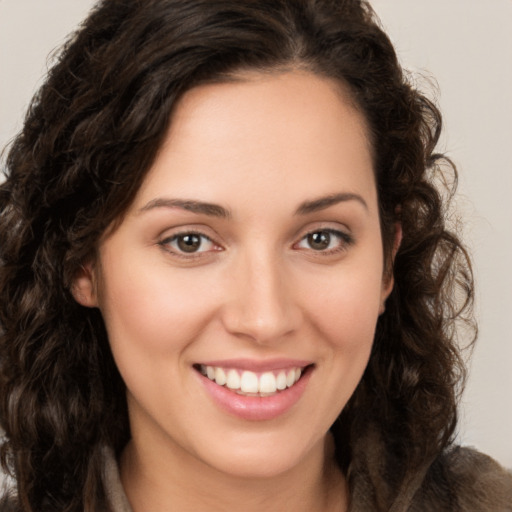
[195,364,309,397]
[193,361,314,421]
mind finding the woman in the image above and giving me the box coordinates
[0,0,511,511]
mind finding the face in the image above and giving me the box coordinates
[75,71,393,479]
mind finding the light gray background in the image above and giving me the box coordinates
[1,0,511,468]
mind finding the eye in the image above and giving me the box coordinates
[295,229,353,253]
[160,232,219,255]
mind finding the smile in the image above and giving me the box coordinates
[199,365,303,396]
[194,360,313,420]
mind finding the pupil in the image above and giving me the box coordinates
[308,231,330,250]
[178,234,201,253]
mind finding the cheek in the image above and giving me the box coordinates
[97,263,224,415]
[292,268,382,428]
[301,265,384,349]
[97,251,220,357]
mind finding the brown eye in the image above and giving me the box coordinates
[177,234,202,253]
[295,228,353,253]
[161,232,217,255]
[306,231,331,251]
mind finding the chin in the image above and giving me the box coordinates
[192,431,324,480]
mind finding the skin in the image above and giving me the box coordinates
[74,70,395,512]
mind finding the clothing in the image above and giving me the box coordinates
[346,433,512,511]
[1,442,511,511]
[102,442,512,511]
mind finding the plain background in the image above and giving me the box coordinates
[1,1,511,469]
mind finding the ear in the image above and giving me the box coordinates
[71,262,98,308]
[379,222,402,314]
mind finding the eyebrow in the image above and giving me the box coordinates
[295,192,368,215]
[138,198,231,218]
[138,192,367,218]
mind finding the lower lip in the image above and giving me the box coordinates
[197,367,312,421]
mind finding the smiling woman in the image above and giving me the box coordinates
[0,1,511,512]
[72,73,387,493]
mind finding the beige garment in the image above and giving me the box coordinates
[101,442,512,512]
[102,447,133,512]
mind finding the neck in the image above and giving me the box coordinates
[120,433,348,512]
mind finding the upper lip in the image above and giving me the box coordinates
[196,358,313,372]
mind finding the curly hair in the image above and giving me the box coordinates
[0,0,475,510]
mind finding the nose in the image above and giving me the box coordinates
[220,248,302,345]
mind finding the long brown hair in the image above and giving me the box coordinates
[0,1,474,510]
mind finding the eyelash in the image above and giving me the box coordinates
[159,231,220,259]
[158,228,354,258]
[294,228,354,255]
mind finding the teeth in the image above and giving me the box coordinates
[259,372,277,393]
[240,371,259,393]
[201,365,304,395]
[214,367,227,386]
[226,369,241,390]
[276,371,287,390]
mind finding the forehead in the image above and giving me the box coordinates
[132,71,376,215]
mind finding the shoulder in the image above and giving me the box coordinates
[412,446,512,511]
[348,428,512,511]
